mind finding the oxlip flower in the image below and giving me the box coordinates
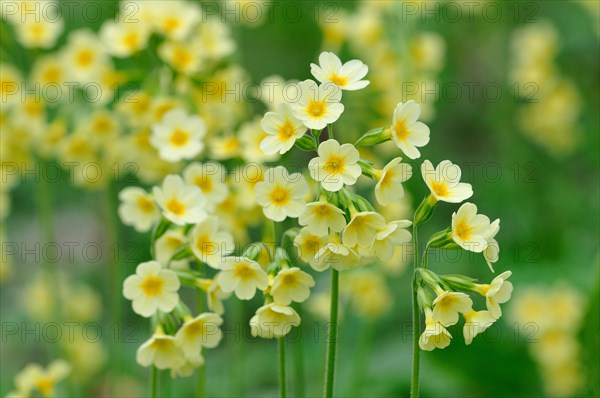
[431,287,473,327]
[374,157,413,205]
[174,313,224,359]
[310,51,370,91]
[254,166,308,222]
[189,216,234,268]
[150,109,206,162]
[118,187,160,233]
[290,79,344,130]
[250,303,301,339]
[123,261,180,317]
[153,175,207,225]
[270,267,315,305]
[419,308,452,351]
[462,310,496,345]
[298,201,347,236]
[473,271,513,318]
[421,160,473,203]
[216,257,269,300]
[260,103,306,155]
[451,202,493,253]
[388,100,430,159]
[308,139,362,192]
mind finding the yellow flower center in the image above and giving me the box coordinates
[454,220,472,241]
[195,234,215,254]
[36,377,54,396]
[277,120,297,141]
[43,66,61,83]
[166,198,185,216]
[150,337,170,349]
[163,17,181,33]
[123,32,139,50]
[75,50,94,67]
[324,155,345,175]
[194,176,213,193]
[315,204,332,217]
[154,103,176,121]
[141,275,164,296]
[173,48,192,69]
[436,294,457,310]
[166,236,183,250]
[269,186,290,206]
[379,170,394,188]
[328,74,348,86]
[282,273,297,286]
[170,129,189,147]
[92,116,112,134]
[306,100,326,117]
[137,196,155,213]
[234,263,254,280]
[393,119,410,141]
[430,181,449,197]
[304,237,321,252]
[184,320,204,337]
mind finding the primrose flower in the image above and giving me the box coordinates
[12,360,70,398]
[118,187,160,233]
[374,157,413,205]
[171,355,204,378]
[155,230,189,270]
[13,15,64,49]
[260,103,307,155]
[62,29,109,83]
[270,267,315,305]
[196,279,231,316]
[183,162,229,210]
[254,166,308,222]
[250,303,301,339]
[310,51,370,91]
[473,271,513,319]
[151,109,206,162]
[293,228,328,265]
[483,219,501,272]
[100,20,150,57]
[291,80,344,130]
[462,310,496,345]
[190,216,234,268]
[153,175,206,225]
[123,261,180,317]
[389,100,430,159]
[158,41,203,74]
[216,257,269,300]
[342,211,387,248]
[152,1,201,40]
[451,202,493,253]
[419,308,452,351]
[312,238,359,272]
[421,160,473,203]
[137,330,183,370]
[371,220,412,261]
[298,201,347,236]
[174,313,223,360]
[308,139,362,192]
[432,288,473,327]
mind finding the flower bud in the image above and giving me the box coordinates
[413,195,438,225]
[294,135,318,151]
[355,127,391,147]
[419,268,441,289]
[243,243,263,261]
[440,274,477,290]
[427,228,453,249]
[416,286,433,309]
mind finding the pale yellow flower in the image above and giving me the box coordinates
[270,267,315,305]
[216,257,269,300]
[123,261,180,317]
[250,303,301,339]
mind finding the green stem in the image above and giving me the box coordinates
[151,366,158,398]
[328,124,334,140]
[196,267,206,398]
[278,337,287,398]
[411,224,421,397]
[324,268,339,398]
[293,311,305,398]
